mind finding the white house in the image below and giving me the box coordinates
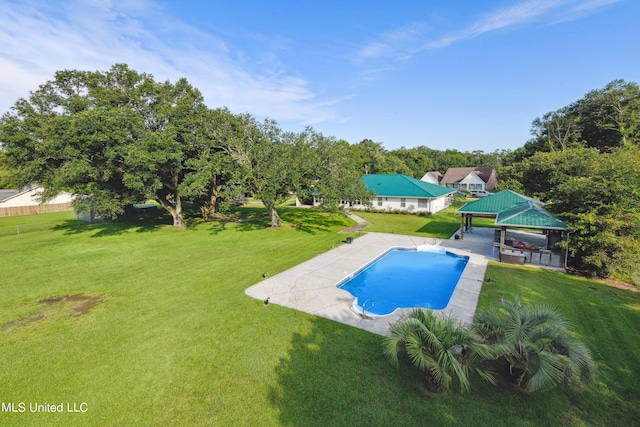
[439,167,498,192]
[0,185,74,216]
[351,174,455,214]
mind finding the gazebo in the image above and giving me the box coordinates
[457,190,568,267]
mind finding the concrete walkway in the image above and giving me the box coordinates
[246,227,497,336]
[337,212,371,234]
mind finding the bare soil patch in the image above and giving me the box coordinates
[3,294,102,331]
[2,311,46,330]
[40,293,101,315]
[598,278,640,294]
[39,296,65,304]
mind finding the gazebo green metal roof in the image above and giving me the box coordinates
[457,189,543,214]
[495,201,568,230]
[457,190,567,230]
[362,174,454,198]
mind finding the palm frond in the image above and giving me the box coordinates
[473,295,597,392]
[383,308,487,392]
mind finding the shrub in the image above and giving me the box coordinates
[384,309,495,393]
[473,296,597,392]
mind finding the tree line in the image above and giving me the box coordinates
[0,69,524,205]
[1,65,639,280]
[502,80,640,280]
[0,64,371,227]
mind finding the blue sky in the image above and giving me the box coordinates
[1,0,638,152]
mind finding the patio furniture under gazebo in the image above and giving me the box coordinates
[456,190,568,267]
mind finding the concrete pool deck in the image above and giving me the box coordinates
[246,228,497,336]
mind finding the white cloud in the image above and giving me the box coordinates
[354,0,622,66]
[550,0,622,23]
[0,0,338,125]
[425,0,568,49]
[426,0,623,48]
[571,0,622,12]
[356,22,426,61]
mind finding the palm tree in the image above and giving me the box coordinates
[383,308,495,392]
[473,296,597,392]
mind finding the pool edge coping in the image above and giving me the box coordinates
[245,231,491,336]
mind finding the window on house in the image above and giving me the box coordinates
[400,198,406,208]
[418,199,428,208]
[377,197,382,206]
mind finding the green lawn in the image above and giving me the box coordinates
[1,208,639,425]
[478,263,640,425]
[355,202,496,238]
[355,208,460,238]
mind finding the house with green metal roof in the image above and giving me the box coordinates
[457,190,568,267]
[355,174,455,214]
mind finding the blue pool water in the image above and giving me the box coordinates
[338,247,469,316]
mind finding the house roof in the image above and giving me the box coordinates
[0,189,21,202]
[0,185,72,205]
[0,185,40,203]
[457,190,567,230]
[458,189,542,214]
[495,201,568,230]
[362,174,454,198]
[440,167,495,184]
[420,171,442,182]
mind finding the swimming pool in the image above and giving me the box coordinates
[337,246,469,316]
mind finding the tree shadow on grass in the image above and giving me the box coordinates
[204,220,228,235]
[217,207,350,235]
[231,207,272,231]
[52,209,170,237]
[268,318,445,426]
[268,315,594,426]
[179,207,269,234]
[278,208,349,234]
